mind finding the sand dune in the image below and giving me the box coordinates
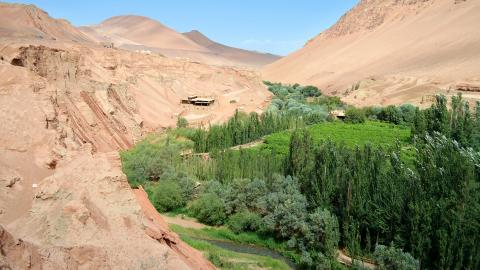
[263,0,480,106]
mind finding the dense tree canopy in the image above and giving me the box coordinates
[121,90,480,269]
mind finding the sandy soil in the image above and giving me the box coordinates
[162,214,207,230]
[230,138,264,150]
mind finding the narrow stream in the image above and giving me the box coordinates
[192,237,297,269]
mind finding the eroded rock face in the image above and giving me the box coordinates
[5,151,213,270]
[0,37,270,270]
[0,225,42,270]
[0,42,228,269]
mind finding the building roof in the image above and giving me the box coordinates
[192,98,215,102]
[330,110,345,117]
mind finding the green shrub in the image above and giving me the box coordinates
[176,117,189,128]
[120,141,178,187]
[305,111,328,125]
[227,211,263,234]
[300,85,321,97]
[374,244,419,270]
[378,105,403,125]
[345,107,366,124]
[304,208,340,259]
[399,104,416,124]
[190,193,227,226]
[152,180,185,212]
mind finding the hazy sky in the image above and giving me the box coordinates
[6,0,358,55]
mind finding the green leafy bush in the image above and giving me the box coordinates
[378,105,403,125]
[227,211,263,234]
[305,208,340,259]
[374,244,419,270]
[176,117,189,128]
[120,141,179,187]
[256,175,308,239]
[345,107,366,124]
[300,85,321,97]
[190,193,227,226]
[152,180,186,212]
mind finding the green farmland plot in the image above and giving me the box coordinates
[260,121,411,155]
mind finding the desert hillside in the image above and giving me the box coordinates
[0,2,91,42]
[81,15,206,52]
[0,3,271,269]
[263,0,480,106]
[183,30,280,67]
[81,15,280,68]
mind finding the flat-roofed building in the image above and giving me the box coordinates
[181,96,215,106]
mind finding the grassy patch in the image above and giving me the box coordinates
[180,235,292,270]
[261,121,411,155]
[164,207,190,217]
[170,224,299,265]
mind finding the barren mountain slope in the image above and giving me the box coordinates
[0,2,91,42]
[263,0,480,106]
[0,3,270,269]
[81,15,280,68]
[183,30,280,67]
[84,15,206,52]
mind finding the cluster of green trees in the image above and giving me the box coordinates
[343,104,417,126]
[180,147,284,183]
[189,175,341,268]
[263,81,322,99]
[286,129,479,269]
[191,111,304,153]
[120,136,196,212]
[121,91,480,269]
[264,81,343,123]
[191,83,346,153]
[412,94,480,149]
[345,107,366,124]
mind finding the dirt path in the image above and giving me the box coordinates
[229,138,264,150]
[337,250,376,269]
[132,187,217,270]
[161,214,207,229]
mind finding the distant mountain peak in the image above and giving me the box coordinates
[80,15,280,68]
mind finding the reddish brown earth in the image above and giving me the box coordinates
[263,0,480,106]
[0,3,272,269]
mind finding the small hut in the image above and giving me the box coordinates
[329,109,346,120]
